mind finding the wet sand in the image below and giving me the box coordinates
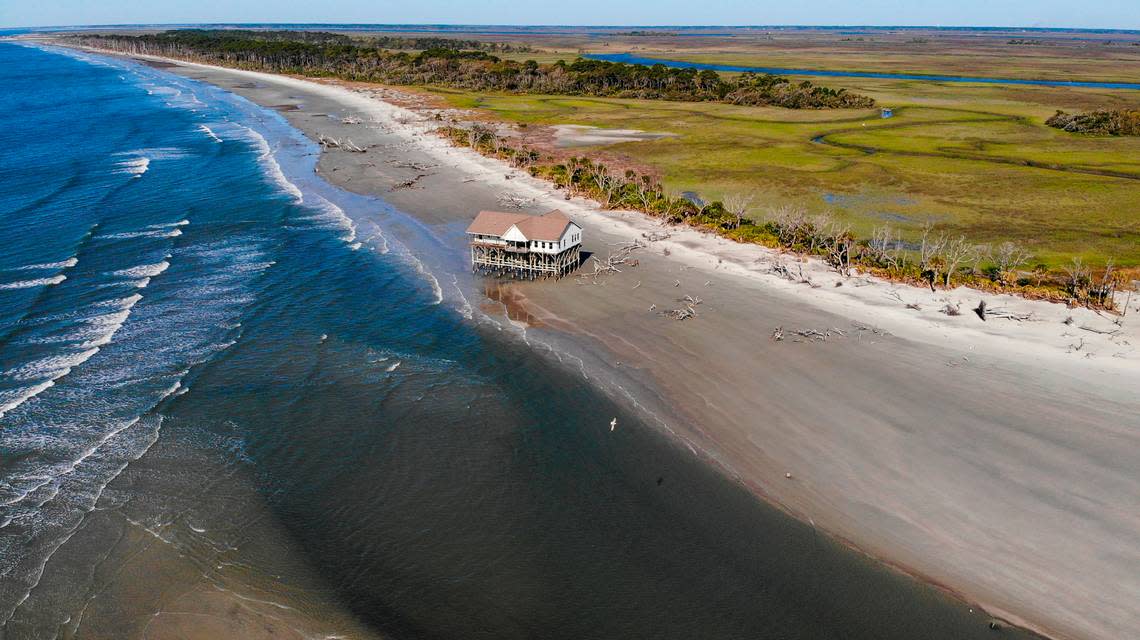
[77,51,1140,640]
[5,428,378,640]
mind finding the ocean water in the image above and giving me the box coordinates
[0,43,1039,640]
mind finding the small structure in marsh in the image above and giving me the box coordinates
[881,107,894,118]
[466,209,582,279]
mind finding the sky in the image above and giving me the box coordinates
[2,0,1139,31]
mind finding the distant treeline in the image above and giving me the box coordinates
[116,29,536,53]
[70,31,874,109]
[1046,109,1140,136]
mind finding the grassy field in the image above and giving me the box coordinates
[423,73,1140,267]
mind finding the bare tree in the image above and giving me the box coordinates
[1090,259,1119,308]
[808,212,836,254]
[942,236,978,287]
[1063,257,1091,300]
[868,224,904,272]
[919,222,946,269]
[590,164,622,207]
[722,192,756,230]
[635,175,660,211]
[662,190,689,224]
[770,205,809,246]
[827,225,855,277]
[990,241,1031,284]
[468,123,497,154]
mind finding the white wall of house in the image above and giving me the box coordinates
[529,223,583,254]
[502,225,528,243]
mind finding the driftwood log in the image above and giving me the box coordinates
[662,295,702,321]
[578,241,644,284]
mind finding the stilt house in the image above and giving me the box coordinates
[466,209,582,279]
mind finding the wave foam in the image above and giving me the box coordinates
[240,126,304,203]
[0,275,66,290]
[114,157,150,177]
[4,348,101,383]
[294,194,359,245]
[146,219,189,230]
[406,254,443,305]
[197,124,223,143]
[110,260,170,279]
[0,381,55,420]
[16,258,77,271]
[98,228,181,240]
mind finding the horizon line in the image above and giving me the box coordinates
[6,22,1140,34]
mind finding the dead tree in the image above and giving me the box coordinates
[868,224,903,272]
[723,192,756,230]
[990,241,1031,284]
[318,134,365,152]
[390,160,438,171]
[590,165,622,207]
[579,241,643,283]
[635,176,661,211]
[1089,259,1119,309]
[826,226,855,277]
[496,193,536,209]
[770,205,810,246]
[341,139,367,153]
[1063,257,1092,302]
[919,222,947,290]
[941,236,978,287]
[662,295,702,320]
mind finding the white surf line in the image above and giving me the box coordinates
[296,193,359,246]
[241,125,304,203]
[198,123,224,143]
[15,257,78,271]
[0,415,163,627]
[97,228,182,240]
[0,380,56,422]
[113,156,149,177]
[0,275,67,290]
[0,416,141,509]
[108,259,170,279]
[0,292,143,419]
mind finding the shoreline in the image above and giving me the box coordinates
[44,43,1140,640]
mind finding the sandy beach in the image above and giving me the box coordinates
[66,48,1140,640]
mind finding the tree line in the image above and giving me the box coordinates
[70,31,874,109]
[442,123,1126,309]
[95,29,537,53]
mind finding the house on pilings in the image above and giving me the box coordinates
[466,209,583,279]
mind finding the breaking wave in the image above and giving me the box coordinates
[113,157,150,177]
[243,126,304,203]
[197,123,223,143]
[110,260,170,279]
[0,275,66,290]
[97,228,182,240]
[16,257,78,271]
[0,380,55,420]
